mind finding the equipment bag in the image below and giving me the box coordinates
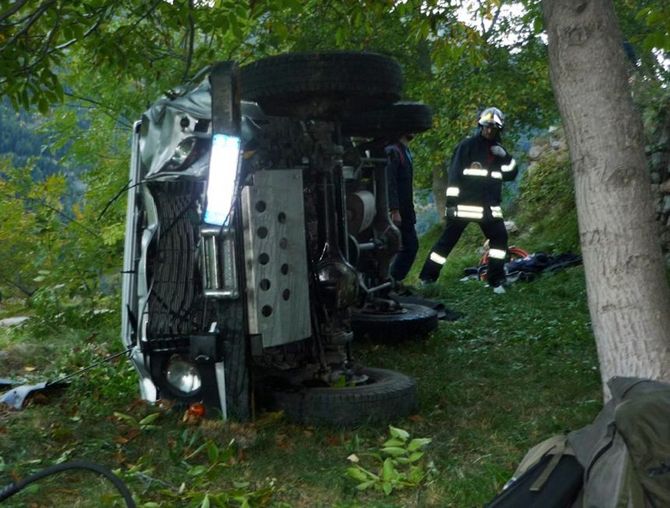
[569,377,670,508]
[486,377,670,508]
[485,434,583,508]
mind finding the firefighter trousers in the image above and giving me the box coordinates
[419,217,508,286]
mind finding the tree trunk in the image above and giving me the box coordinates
[432,163,447,218]
[543,0,670,397]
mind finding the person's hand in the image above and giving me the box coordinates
[391,210,402,226]
[445,206,456,219]
[490,145,507,158]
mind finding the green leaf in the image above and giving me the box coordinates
[381,446,407,457]
[138,412,161,426]
[184,442,208,461]
[200,494,210,508]
[346,466,369,482]
[355,480,375,491]
[388,426,410,441]
[207,442,220,464]
[382,438,405,448]
[283,0,303,11]
[382,481,393,495]
[188,465,208,477]
[335,26,346,46]
[408,451,425,462]
[407,438,432,451]
[113,412,138,426]
[37,97,49,115]
[382,458,398,482]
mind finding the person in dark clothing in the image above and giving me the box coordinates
[418,107,518,293]
[386,133,418,283]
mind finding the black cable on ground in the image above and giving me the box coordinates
[0,460,135,507]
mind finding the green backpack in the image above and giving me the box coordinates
[571,377,670,507]
[487,377,670,507]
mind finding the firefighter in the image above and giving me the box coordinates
[418,107,518,293]
[387,133,418,284]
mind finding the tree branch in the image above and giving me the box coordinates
[0,0,57,52]
[54,12,107,51]
[113,0,163,45]
[0,0,31,24]
[182,0,196,82]
[481,0,503,42]
[63,91,134,129]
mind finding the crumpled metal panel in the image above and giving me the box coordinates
[139,78,212,181]
[0,381,66,410]
[138,77,263,182]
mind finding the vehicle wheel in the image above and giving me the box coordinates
[239,51,402,119]
[264,367,417,427]
[342,101,433,138]
[145,182,204,338]
[351,303,438,342]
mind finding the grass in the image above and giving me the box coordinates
[0,228,602,507]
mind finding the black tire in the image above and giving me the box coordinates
[342,101,433,138]
[265,367,417,427]
[145,182,204,338]
[351,303,438,342]
[239,51,403,119]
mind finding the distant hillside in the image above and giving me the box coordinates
[0,100,64,181]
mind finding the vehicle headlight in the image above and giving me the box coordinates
[204,133,241,226]
[163,137,198,172]
[165,355,202,395]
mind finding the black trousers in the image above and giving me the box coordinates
[390,220,419,281]
[419,217,508,286]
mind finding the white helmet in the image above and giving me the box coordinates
[478,107,505,129]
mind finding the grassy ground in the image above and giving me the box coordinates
[0,226,602,507]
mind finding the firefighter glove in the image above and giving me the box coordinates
[490,145,507,158]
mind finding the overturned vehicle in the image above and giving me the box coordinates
[121,52,434,426]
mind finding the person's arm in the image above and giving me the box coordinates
[491,143,518,181]
[445,141,467,211]
[385,145,402,224]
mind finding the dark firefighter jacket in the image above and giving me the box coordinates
[445,133,517,221]
[386,142,416,224]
